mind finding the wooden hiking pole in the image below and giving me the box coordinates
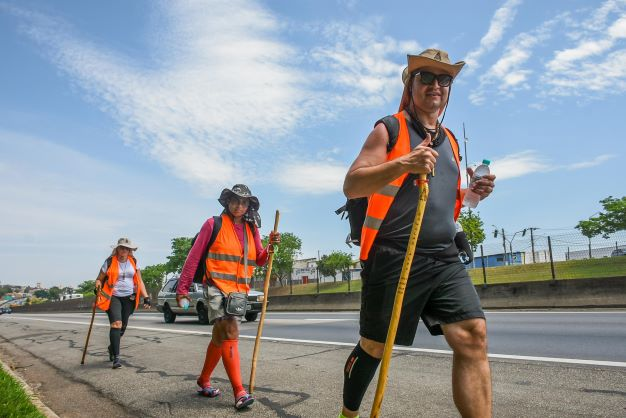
[370,174,429,417]
[81,290,100,365]
[249,210,280,393]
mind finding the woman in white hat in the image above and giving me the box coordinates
[176,184,280,410]
[94,237,151,369]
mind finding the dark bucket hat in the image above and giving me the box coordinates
[218,184,260,212]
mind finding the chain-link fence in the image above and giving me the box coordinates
[468,230,626,284]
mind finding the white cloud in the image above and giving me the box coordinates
[276,162,347,194]
[469,23,553,105]
[5,1,418,196]
[464,0,522,73]
[489,151,553,180]
[488,150,617,181]
[542,1,626,98]
[309,21,419,108]
[566,154,616,169]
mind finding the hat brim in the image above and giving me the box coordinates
[112,244,138,250]
[218,189,260,211]
[406,55,465,83]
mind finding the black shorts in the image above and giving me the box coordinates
[360,244,485,346]
[106,295,135,326]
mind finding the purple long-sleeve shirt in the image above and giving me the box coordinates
[176,216,269,295]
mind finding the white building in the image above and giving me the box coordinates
[290,258,362,284]
[60,293,83,301]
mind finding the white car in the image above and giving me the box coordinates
[156,277,264,324]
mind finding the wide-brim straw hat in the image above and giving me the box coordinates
[112,237,137,250]
[218,184,260,212]
[399,48,465,112]
[402,48,465,85]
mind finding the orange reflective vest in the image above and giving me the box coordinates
[359,111,464,261]
[205,214,256,295]
[96,255,142,311]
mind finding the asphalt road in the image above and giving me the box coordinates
[1,310,625,417]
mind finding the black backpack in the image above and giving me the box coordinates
[335,116,400,247]
[336,116,462,247]
[190,216,257,283]
[191,216,222,284]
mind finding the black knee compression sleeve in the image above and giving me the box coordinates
[343,343,381,412]
[110,328,121,356]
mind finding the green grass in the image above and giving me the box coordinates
[0,366,45,418]
[266,256,626,296]
[468,255,626,285]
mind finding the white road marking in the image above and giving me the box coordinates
[6,315,626,368]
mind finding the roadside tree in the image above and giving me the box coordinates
[576,196,626,238]
[165,237,193,274]
[318,251,353,282]
[458,209,486,251]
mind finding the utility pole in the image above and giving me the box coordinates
[462,122,470,187]
[317,250,320,294]
[528,227,538,263]
[501,229,507,265]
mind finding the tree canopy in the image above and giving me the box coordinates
[576,196,626,239]
[165,237,193,274]
[318,251,354,281]
[457,209,486,251]
[142,263,167,296]
[77,280,95,295]
[254,232,302,286]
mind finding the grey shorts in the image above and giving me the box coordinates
[360,244,485,346]
[203,283,242,323]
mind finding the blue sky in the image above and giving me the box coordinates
[1,0,625,288]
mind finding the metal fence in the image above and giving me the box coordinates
[469,230,626,283]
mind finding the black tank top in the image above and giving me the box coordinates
[376,118,458,254]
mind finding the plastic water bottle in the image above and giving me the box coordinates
[179,298,190,310]
[463,159,491,209]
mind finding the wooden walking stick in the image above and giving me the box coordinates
[81,290,100,365]
[249,210,280,393]
[370,173,429,417]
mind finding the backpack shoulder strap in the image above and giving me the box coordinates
[443,127,462,162]
[206,215,222,251]
[375,115,400,153]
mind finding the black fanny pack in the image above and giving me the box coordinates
[224,292,247,316]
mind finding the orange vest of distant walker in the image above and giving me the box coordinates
[96,255,141,311]
[205,214,257,294]
[359,111,464,261]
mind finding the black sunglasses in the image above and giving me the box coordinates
[413,71,453,87]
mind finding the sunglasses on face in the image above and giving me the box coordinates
[413,71,453,87]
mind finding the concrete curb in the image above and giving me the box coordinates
[0,354,60,418]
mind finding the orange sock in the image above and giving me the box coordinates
[198,341,222,387]
[221,339,245,397]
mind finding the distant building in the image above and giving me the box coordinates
[566,244,626,260]
[290,258,362,284]
[472,251,525,268]
[60,294,83,301]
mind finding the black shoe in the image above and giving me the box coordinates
[108,345,114,362]
[112,357,122,369]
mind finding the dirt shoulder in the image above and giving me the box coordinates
[0,338,136,418]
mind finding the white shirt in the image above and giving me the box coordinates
[101,259,138,297]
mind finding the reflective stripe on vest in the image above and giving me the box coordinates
[96,255,141,311]
[205,214,256,294]
[359,112,463,261]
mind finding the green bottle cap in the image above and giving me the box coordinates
[482,159,491,165]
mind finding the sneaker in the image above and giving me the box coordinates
[197,378,221,398]
[112,357,122,369]
[107,345,114,362]
[234,393,254,410]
